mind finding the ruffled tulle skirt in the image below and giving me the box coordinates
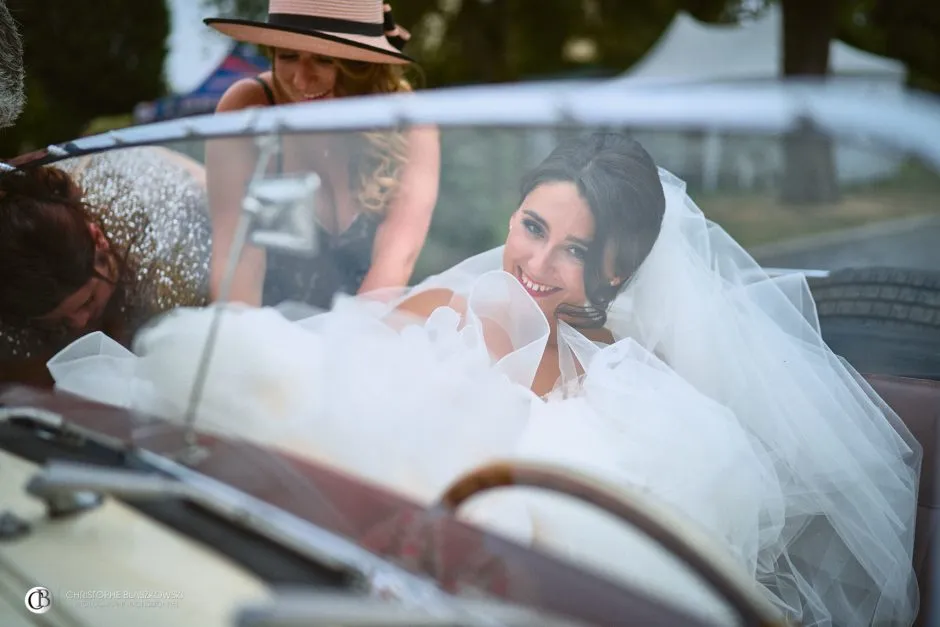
[47,282,787,624]
[47,266,919,625]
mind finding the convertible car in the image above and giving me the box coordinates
[0,80,938,627]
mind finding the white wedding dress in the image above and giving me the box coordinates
[46,170,921,627]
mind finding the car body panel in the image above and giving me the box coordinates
[0,449,271,627]
[0,384,719,627]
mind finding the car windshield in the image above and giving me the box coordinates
[19,84,940,626]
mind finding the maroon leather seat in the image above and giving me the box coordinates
[863,374,940,627]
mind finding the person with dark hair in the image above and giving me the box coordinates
[396,132,667,395]
[49,132,919,627]
[0,147,212,384]
[0,0,25,127]
[513,132,666,326]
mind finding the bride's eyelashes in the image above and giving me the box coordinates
[522,217,543,237]
[520,213,588,263]
[567,244,587,262]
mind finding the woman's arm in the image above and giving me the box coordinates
[357,125,440,294]
[206,138,267,306]
[206,80,274,306]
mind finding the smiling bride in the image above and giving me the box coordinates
[48,132,920,627]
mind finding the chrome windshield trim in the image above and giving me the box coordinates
[761,268,831,279]
[12,80,940,171]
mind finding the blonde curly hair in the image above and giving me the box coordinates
[267,48,420,217]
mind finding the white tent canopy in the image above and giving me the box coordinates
[618,4,906,84]
[612,6,907,190]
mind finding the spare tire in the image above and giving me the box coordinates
[808,267,940,380]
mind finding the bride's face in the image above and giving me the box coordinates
[502,181,595,319]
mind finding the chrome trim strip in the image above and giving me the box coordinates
[233,590,591,627]
[0,406,64,428]
[762,267,831,279]
[131,449,449,598]
[16,81,940,170]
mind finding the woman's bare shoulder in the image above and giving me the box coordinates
[390,287,513,360]
[216,76,272,113]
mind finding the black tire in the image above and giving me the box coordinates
[808,267,940,380]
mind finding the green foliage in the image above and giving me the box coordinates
[202,0,940,92]
[713,0,940,92]
[199,0,750,87]
[838,0,940,92]
[196,0,940,214]
[0,0,169,156]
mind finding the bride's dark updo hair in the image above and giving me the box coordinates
[519,131,666,327]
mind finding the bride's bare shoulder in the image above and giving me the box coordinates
[393,288,464,320]
[392,287,514,360]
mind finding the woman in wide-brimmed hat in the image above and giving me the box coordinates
[204,0,440,310]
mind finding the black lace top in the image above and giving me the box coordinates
[261,211,380,309]
[258,127,400,310]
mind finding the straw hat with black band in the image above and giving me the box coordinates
[205,0,414,65]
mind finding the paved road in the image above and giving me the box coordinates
[751,215,940,272]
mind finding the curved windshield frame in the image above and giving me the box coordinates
[7,81,940,627]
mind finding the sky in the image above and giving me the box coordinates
[165,0,232,93]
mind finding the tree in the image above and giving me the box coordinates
[200,0,940,93]
[734,0,940,203]
[199,0,740,87]
[838,0,940,92]
[779,0,841,204]
[0,0,169,156]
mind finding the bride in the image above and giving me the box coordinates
[47,132,920,626]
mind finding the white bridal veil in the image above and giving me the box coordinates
[596,170,921,625]
[381,167,922,626]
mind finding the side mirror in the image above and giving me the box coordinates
[179,133,321,456]
[243,172,321,257]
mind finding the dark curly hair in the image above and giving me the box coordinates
[0,165,122,324]
[519,132,666,328]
